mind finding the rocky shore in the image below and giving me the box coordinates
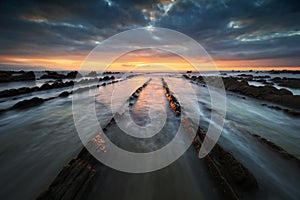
[161,78,181,116]
[248,132,300,165]
[0,76,115,99]
[40,71,82,79]
[183,74,300,165]
[161,78,257,199]
[181,119,258,199]
[271,77,300,89]
[0,71,35,82]
[128,78,152,106]
[37,148,97,200]
[0,78,120,113]
[183,75,300,111]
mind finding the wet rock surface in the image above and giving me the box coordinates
[161,81,256,197]
[190,123,258,199]
[183,75,300,110]
[59,91,72,97]
[0,71,35,82]
[0,78,122,114]
[0,80,74,98]
[86,71,98,77]
[271,77,300,89]
[128,78,151,106]
[261,103,300,117]
[0,76,115,99]
[36,148,97,200]
[162,78,181,116]
[40,71,83,79]
[11,97,45,109]
[249,132,300,164]
[270,70,300,74]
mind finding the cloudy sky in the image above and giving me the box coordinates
[0,0,300,70]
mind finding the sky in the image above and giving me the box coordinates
[0,0,300,71]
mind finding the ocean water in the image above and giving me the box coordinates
[0,72,299,199]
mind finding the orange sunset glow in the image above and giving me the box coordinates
[1,54,298,71]
[0,50,298,71]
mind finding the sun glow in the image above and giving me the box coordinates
[1,54,299,71]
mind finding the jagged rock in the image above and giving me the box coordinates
[0,87,38,98]
[11,97,44,109]
[181,118,257,199]
[66,71,82,79]
[0,71,35,82]
[272,77,300,89]
[128,79,151,106]
[37,148,96,200]
[41,71,66,79]
[86,71,98,77]
[41,71,82,79]
[59,91,71,97]
[162,78,181,116]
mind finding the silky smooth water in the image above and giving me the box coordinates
[0,74,299,200]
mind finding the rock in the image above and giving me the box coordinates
[66,71,82,78]
[0,71,11,82]
[270,70,280,74]
[39,80,74,91]
[184,119,257,199]
[162,78,181,116]
[40,71,66,79]
[103,71,120,74]
[237,74,254,78]
[0,87,38,98]
[59,91,71,97]
[40,71,82,79]
[40,83,51,90]
[254,75,271,79]
[0,71,35,82]
[11,97,44,109]
[102,75,114,81]
[252,134,300,162]
[270,70,300,74]
[86,71,98,77]
[183,75,300,112]
[36,148,96,200]
[272,78,300,89]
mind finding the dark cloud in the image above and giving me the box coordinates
[0,0,300,67]
[155,0,300,64]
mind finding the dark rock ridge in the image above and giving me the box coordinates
[40,71,83,79]
[59,91,72,97]
[237,74,254,78]
[222,77,300,109]
[270,70,300,74]
[36,117,117,200]
[0,80,75,98]
[103,71,120,74]
[37,148,96,200]
[162,78,181,116]
[184,119,258,199]
[0,71,35,82]
[261,103,300,117]
[0,79,122,114]
[128,78,151,106]
[253,75,271,79]
[86,71,97,77]
[271,77,300,89]
[0,76,115,99]
[11,97,45,109]
[249,132,300,164]
[183,75,300,110]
